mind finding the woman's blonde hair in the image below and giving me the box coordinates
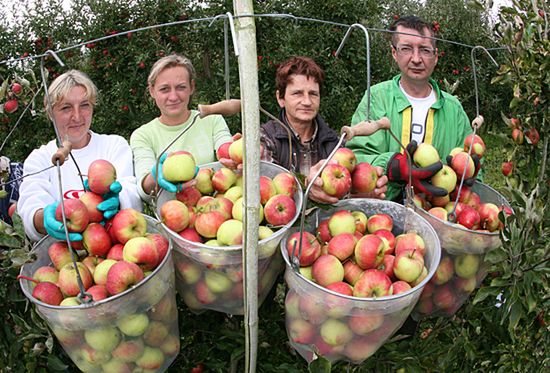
[147,54,196,88]
[44,70,97,116]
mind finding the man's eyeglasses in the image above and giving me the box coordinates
[393,45,437,58]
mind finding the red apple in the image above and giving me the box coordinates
[377,254,395,279]
[263,194,296,226]
[123,236,159,271]
[311,254,345,287]
[162,151,196,183]
[316,219,332,244]
[216,141,232,160]
[87,284,109,301]
[106,260,145,295]
[58,262,93,296]
[272,172,298,197]
[87,159,117,195]
[286,231,321,266]
[450,151,475,179]
[366,213,393,233]
[205,197,233,220]
[11,83,22,95]
[32,281,64,305]
[160,199,189,233]
[478,202,501,231]
[332,147,357,173]
[525,127,539,146]
[393,250,424,283]
[82,223,112,257]
[328,210,356,236]
[463,134,486,158]
[354,234,385,269]
[111,208,147,244]
[353,269,392,297]
[175,186,202,207]
[79,191,104,223]
[392,280,412,294]
[48,241,73,270]
[288,318,316,344]
[343,260,363,285]
[321,163,351,199]
[432,255,454,285]
[432,284,457,310]
[325,281,354,296]
[428,206,448,221]
[33,266,59,284]
[8,202,16,218]
[81,255,103,276]
[351,210,368,234]
[146,233,169,263]
[4,99,18,113]
[373,229,395,255]
[351,161,378,194]
[228,138,243,164]
[178,227,203,243]
[195,210,227,238]
[216,219,243,245]
[55,199,90,232]
[501,161,513,177]
[456,205,481,230]
[327,233,356,261]
[106,243,124,261]
[394,232,426,256]
[259,176,277,204]
[347,311,384,335]
[211,167,237,193]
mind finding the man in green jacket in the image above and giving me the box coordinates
[346,16,474,202]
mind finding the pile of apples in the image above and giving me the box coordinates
[412,134,511,232]
[159,151,301,245]
[283,209,432,363]
[414,251,485,317]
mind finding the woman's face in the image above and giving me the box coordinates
[149,66,195,125]
[51,85,93,149]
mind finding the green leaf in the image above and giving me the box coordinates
[11,213,27,240]
[508,302,524,331]
[0,234,23,249]
[473,286,501,304]
[309,357,332,373]
[46,354,68,371]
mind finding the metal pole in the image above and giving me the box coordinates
[232,2,260,372]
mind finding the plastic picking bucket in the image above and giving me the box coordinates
[156,161,303,315]
[281,198,441,364]
[19,215,179,372]
[411,181,511,318]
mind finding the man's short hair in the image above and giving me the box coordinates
[276,56,325,98]
[389,16,436,47]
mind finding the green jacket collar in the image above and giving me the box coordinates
[392,74,444,112]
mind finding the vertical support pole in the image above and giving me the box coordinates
[232,2,260,372]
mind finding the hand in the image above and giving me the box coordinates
[218,157,243,170]
[350,166,388,199]
[446,153,481,187]
[306,160,340,204]
[97,181,121,220]
[387,141,447,198]
[43,202,83,241]
[151,153,199,193]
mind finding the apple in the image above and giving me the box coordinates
[79,191,105,223]
[432,284,457,310]
[223,185,243,202]
[347,311,384,335]
[175,186,202,207]
[501,161,513,177]
[320,318,353,347]
[204,270,233,293]
[123,236,159,271]
[258,225,274,240]
[211,167,237,193]
[58,262,93,296]
[216,219,243,245]
[343,260,363,285]
[205,196,233,220]
[413,194,427,209]
[33,266,59,284]
[288,318,316,344]
[454,276,477,293]
[286,231,321,266]
[353,269,392,297]
[464,191,481,210]
[463,134,486,158]
[343,336,379,362]
[176,260,202,284]
[456,205,480,230]
[86,284,108,301]
[431,165,457,193]
[373,229,395,255]
[145,233,169,263]
[413,143,440,167]
[259,176,277,204]
[84,326,121,352]
[263,194,296,226]
[326,233,356,261]
[112,338,144,362]
[106,260,145,295]
[82,222,112,257]
[298,294,328,325]
[195,210,227,238]
[106,243,124,261]
[160,199,189,233]
[321,163,351,198]
[179,227,203,243]
[525,127,540,146]
[111,208,147,244]
[325,281,353,296]
[478,203,501,231]
[117,312,149,337]
[366,213,393,233]
[393,250,424,283]
[31,281,64,305]
[81,255,103,275]
[377,254,395,279]
[394,232,426,256]
[48,241,73,270]
[55,199,89,232]
[8,202,16,218]
[101,359,132,373]
[432,255,454,285]
[349,210,368,235]
[454,253,481,278]
[231,197,263,222]
[311,254,345,287]
[4,99,18,113]
[59,296,81,306]
[316,219,332,243]
[273,172,298,197]
[93,258,117,285]
[332,147,357,173]
[160,333,181,356]
[450,151,475,179]
[351,161,379,194]
[428,206,448,221]
[354,234,385,269]
[392,280,412,294]
[87,159,117,195]
[328,210,356,236]
[162,151,196,183]
[216,141,232,160]
[415,297,434,315]
[228,137,244,164]
[10,82,22,95]
[410,266,428,287]
[195,168,215,195]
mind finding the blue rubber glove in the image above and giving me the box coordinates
[43,202,83,241]
[151,153,199,193]
[97,181,121,220]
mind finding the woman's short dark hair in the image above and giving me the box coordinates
[276,56,325,98]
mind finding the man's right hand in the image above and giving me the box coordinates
[387,141,447,198]
[43,202,83,241]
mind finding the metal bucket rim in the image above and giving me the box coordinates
[155,160,304,253]
[281,198,442,303]
[19,214,173,310]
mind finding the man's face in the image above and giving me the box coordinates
[52,85,93,149]
[392,25,438,83]
[277,74,320,127]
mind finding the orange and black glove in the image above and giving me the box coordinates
[387,141,447,198]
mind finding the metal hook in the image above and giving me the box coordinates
[335,23,372,121]
[470,45,498,118]
[226,12,240,57]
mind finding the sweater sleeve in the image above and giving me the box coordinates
[17,147,56,242]
[210,115,233,151]
[130,125,157,202]
[108,136,143,212]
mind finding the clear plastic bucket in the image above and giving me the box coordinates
[411,182,511,318]
[19,215,179,372]
[155,161,303,315]
[281,199,441,364]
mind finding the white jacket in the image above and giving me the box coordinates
[18,131,142,241]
